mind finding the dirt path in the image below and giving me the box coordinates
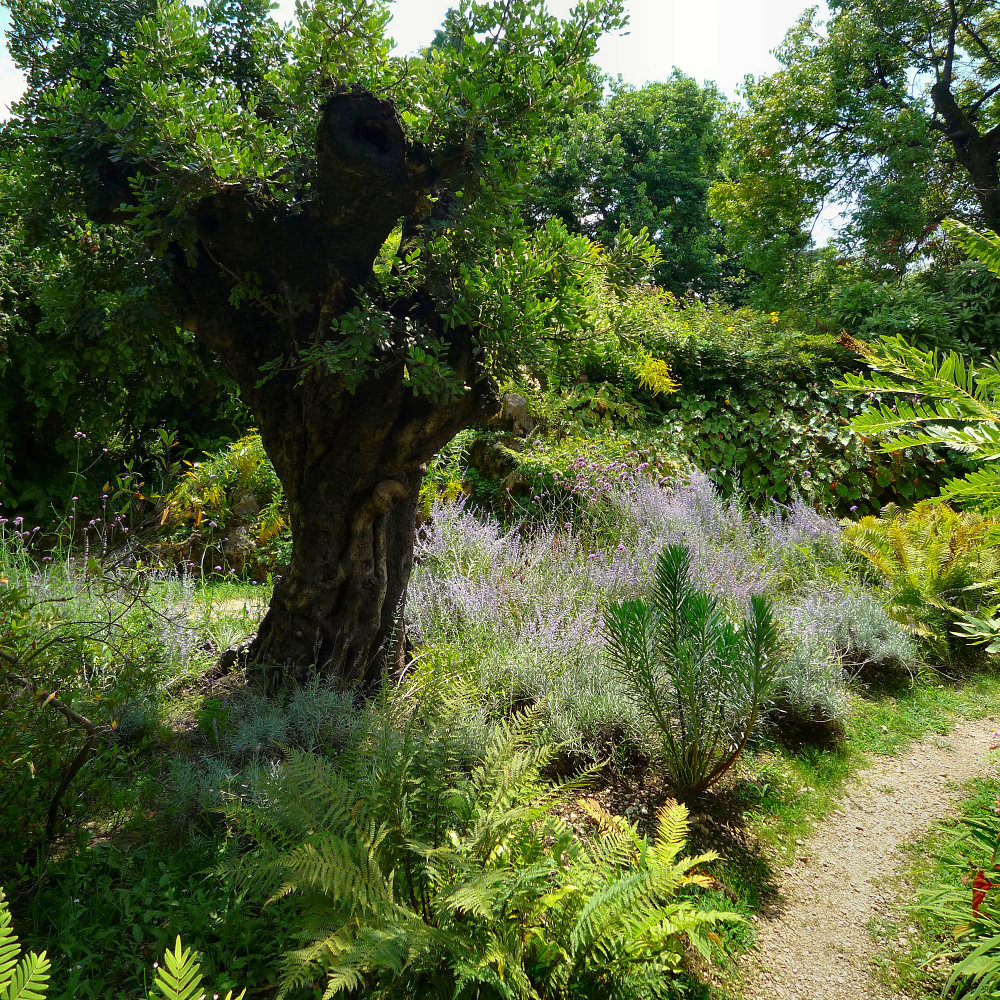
[741,718,997,1000]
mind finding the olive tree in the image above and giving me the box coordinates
[2,0,645,684]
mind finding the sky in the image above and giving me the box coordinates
[0,0,826,116]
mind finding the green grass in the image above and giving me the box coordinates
[874,772,1000,999]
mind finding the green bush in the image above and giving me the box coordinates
[159,433,288,577]
[225,685,737,998]
[0,565,190,867]
[843,501,1000,666]
[603,544,781,797]
[615,290,971,513]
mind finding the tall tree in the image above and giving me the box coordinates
[532,73,728,295]
[2,0,644,684]
[710,0,1000,300]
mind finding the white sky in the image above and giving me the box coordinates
[1,0,825,116]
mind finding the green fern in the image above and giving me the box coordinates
[149,937,245,1000]
[0,889,242,1000]
[943,219,1000,279]
[842,501,1000,663]
[0,889,50,1000]
[225,681,738,998]
[837,221,1000,514]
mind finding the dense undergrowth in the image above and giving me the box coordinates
[6,234,1000,1000]
[4,454,1000,999]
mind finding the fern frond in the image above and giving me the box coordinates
[943,219,1000,279]
[2,952,50,1000]
[151,938,203,1000]
[940,466,1000,514]
[0,890,19,990]
[0,891,50,1000]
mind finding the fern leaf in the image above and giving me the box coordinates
[940,466,1000,514]
[0,890,19,990]
[152,938,204,1000]
[943,219,1000,279]
[3,952,51,1000]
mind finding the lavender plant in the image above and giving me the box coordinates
[409,476,844,760]
[781,585,920,685]
[603,544,781,797]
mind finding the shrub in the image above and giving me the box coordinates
[614,287,969,514]
[781,585,921,687]
[224,690,738,999]
[843,501,1000,665]
[159,433,288,577]
[768,636,848,746]
[603,544,781,797]
[409,481,840,760]
[0,564,200,866]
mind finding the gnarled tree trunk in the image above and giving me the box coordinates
[247,356,492,686]
[114,89,499,684]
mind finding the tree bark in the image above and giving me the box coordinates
[930,81,1000,235]
[245,354,494,686]
[128,89,497,685]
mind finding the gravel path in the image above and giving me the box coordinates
[741,718,997,1000]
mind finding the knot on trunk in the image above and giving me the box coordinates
[318,89,409,173]
[372,479,407,513]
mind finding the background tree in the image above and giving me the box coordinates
[710,0,1000,302]
[532,72,728,295]
[2,0,644,684]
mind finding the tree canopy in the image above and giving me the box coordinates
[710,0,1000,299]
[531,73,728,295]
[2,0,646,683]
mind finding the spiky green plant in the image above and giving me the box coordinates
[945,220,1000,279]
[602,544,780,798]
[224,682,737,998]
[837,220,1000,513]
[842,501,1000,663]
[0,889,49,1000]
[0,889,241,1000]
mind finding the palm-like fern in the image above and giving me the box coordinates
[225,683,737,999]
[842,502,1000,662]
[603,544,780,797]
[837,221,1000,512]
[943,219,1000,279]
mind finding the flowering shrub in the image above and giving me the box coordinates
[410,474,846,759]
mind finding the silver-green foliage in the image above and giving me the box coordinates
[0,888,240,1000]
[224,685,737,998]
[603,544,781,797]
